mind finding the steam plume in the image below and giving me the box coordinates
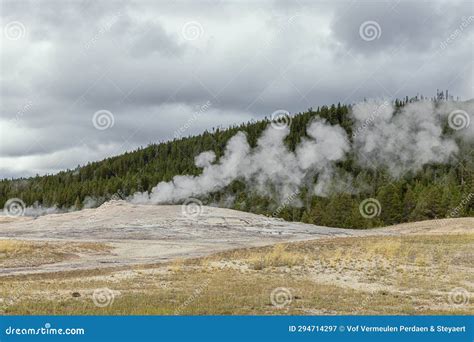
[9,99,469,215]
[128,98,471,205]
[131,118,350,204]
[351,99,460,177]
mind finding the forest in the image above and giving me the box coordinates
[1,97,473,228]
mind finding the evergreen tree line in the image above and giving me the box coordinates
[0,99,472,228]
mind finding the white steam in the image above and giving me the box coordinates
[351,99,461,177]
[0,201,73,217]
[132,131,251,203]
[131,99,472,204]
[131,118,350,204]
[437,100,474,142]
[17,99,469,213]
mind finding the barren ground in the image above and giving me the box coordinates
[0,201,472,315]
[0,200,367,275]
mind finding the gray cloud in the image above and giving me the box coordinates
[330,1,461,53]
[1,0,473,178]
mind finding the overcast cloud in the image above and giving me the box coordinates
[1,0,473,178]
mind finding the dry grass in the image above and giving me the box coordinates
[0,240,35,256]
[0,239,111,268]
[0,234,472,315]
[244,244,306,270]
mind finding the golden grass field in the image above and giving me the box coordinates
[1,232,472,315]
[0,240,111,269]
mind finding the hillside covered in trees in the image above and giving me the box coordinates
[1,97,473,229]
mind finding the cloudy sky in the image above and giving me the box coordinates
[1,0,473,178]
